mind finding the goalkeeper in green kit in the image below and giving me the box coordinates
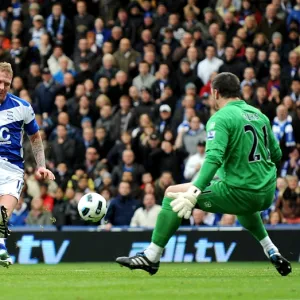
[116,72,292,276]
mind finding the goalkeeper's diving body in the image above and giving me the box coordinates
[116,72,292,276]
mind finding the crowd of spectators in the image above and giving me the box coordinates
[2,0,300,228]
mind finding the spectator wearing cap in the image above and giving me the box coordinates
[134,87,155,120]
[273,105,296,161]
[113,38,141,74]
[46,3,73,55]
[197,45,223,85]
[184,141,206,181]
[156,104,172,136]
[74,0,95,42]
[35,67,60,115]
[75,58,93,84]
[175,116,206,156]
[257,4,284,42]
[28,14,46,49]
[137,132,161,169]
[176,58,203,95]
[130,193,161,227]
[133,61,156,91]
[128,2,143,29]
[47,45,75,76]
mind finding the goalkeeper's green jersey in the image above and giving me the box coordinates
[193,100,282,191]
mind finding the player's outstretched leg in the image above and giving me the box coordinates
[237,212,292,276]
[116,196,182,275]
[0,206,12,268]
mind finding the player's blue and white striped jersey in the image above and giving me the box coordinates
[0,93,39,169]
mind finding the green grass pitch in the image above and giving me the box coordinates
[2,263,299,300]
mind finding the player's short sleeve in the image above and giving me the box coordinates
[24,104,39,135]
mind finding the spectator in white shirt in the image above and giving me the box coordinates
[184,141,206,181]
[197,45,223,84]
[130,194,161,227]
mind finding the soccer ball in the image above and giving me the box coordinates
[78,193,107,222]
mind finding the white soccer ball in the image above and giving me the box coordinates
[78,193,107,222]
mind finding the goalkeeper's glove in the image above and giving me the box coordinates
[167,186,201,219]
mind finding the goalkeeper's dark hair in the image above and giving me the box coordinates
[212,72,241,99]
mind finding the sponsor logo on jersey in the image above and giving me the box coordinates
[207,130,216,140]
[0,127,11,144]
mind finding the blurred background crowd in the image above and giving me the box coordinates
[1,0,300,228]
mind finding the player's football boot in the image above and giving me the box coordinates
[0,247,12,268]
[116,252,160,275]
[0,206,11,238]
[268,249,292,276]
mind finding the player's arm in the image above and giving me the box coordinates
[168,116,229,219]
[192,116,229,191]
[24,105,55,180]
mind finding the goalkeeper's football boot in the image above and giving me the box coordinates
[268,249,292,276]
[116,252,160,275]
[0,206,11,238]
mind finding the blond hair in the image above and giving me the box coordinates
[0,62,13,77]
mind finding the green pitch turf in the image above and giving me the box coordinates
[1,263,299,300]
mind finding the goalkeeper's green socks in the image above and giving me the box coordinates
[237,213,278,256]
[144,197,181,262]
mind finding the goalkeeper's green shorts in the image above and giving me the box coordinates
[196,179,276,215]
